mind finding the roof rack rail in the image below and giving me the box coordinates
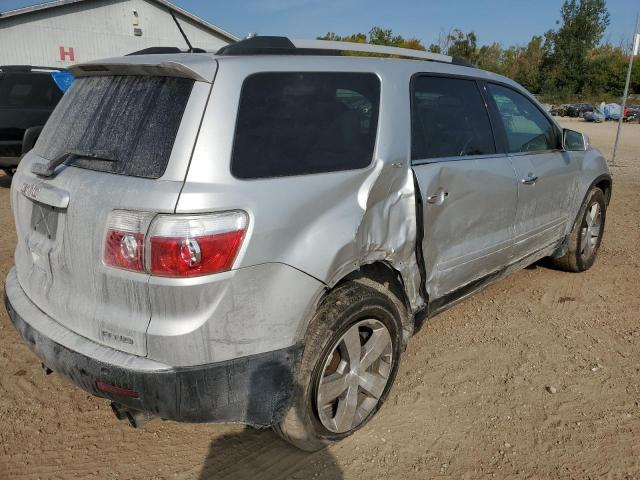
[126,46,206,56]
[216,36,475,67]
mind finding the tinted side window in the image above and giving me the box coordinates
[411,76,495,160]
[488,84,556,153]
[0,73,62,108]
[232,72,380,179]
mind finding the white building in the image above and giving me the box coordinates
[0,0,238,67]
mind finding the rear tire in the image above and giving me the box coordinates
[551,187,606,272]
[274,280,403,451]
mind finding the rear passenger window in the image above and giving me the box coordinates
[411,76,495,160]
[232,72,380,179]
[487,84,557,153]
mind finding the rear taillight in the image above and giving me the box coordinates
[103,211,155,272]
[103,210,248,277]
[148,212,248,277]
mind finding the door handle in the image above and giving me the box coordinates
[521,174,538,185]
[426,189,448,205]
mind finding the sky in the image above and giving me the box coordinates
[1,0,638,48]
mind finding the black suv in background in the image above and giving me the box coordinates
[0,66,65,177]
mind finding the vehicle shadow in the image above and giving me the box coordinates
[197,362,343,480]
[197,427,342,480]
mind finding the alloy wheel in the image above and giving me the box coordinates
[315,319,393,433]
[580,201,602,260]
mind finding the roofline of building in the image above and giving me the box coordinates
[0,0,240,43]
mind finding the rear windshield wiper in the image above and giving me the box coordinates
[31,149,119,178]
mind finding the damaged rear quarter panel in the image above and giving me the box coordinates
[152,58,425,365]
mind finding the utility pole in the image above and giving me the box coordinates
[612,13,640,166]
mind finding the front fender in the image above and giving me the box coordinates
[569,146,611,229]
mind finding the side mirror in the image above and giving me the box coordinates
[563,129,588,152]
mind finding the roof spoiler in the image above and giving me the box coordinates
[68,60,213,83]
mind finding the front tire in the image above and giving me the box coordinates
[552,187,606,272]
[274,280,403,451]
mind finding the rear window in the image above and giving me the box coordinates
[0,73,62,108]
[231,72,380,179]
[35,75,193,179]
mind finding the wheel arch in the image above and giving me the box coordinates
[555,172,611,260]
[324,261,414,347]
[576,173,612,226]
[593,174,612,205]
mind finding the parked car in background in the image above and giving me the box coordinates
[550,103,595,118]
[4,36,611,452]
[550,104,569,117]
[565,103,594,118]
[0,66,69,177]
[584,109,605,123]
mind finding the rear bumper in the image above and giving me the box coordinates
[4,267,302,425]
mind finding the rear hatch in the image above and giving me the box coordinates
[11,61,214,356]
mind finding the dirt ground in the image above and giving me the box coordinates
[0,118,639,479]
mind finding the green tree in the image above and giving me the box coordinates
[318,27,426,54]
[446,29,478,63]
[476,42,503,74]
[542,0,611,93]
[314,0,634,100]
[510,36,546,93]
[318,32,366,44]
[583,45,638,98]
[368,27,404,47]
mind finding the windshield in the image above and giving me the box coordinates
[35,75,194,179]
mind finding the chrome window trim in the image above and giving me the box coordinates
[508,149,565,157]
[412,152,509,166]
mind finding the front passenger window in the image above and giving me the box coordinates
[487,84,557,153]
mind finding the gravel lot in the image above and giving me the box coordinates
[0,118,639,479]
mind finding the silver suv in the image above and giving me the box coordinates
[4,37,611,451]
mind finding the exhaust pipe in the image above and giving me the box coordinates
[110,402,155,428]
[126,409,155,428]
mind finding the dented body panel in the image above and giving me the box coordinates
[412,155,517,300]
